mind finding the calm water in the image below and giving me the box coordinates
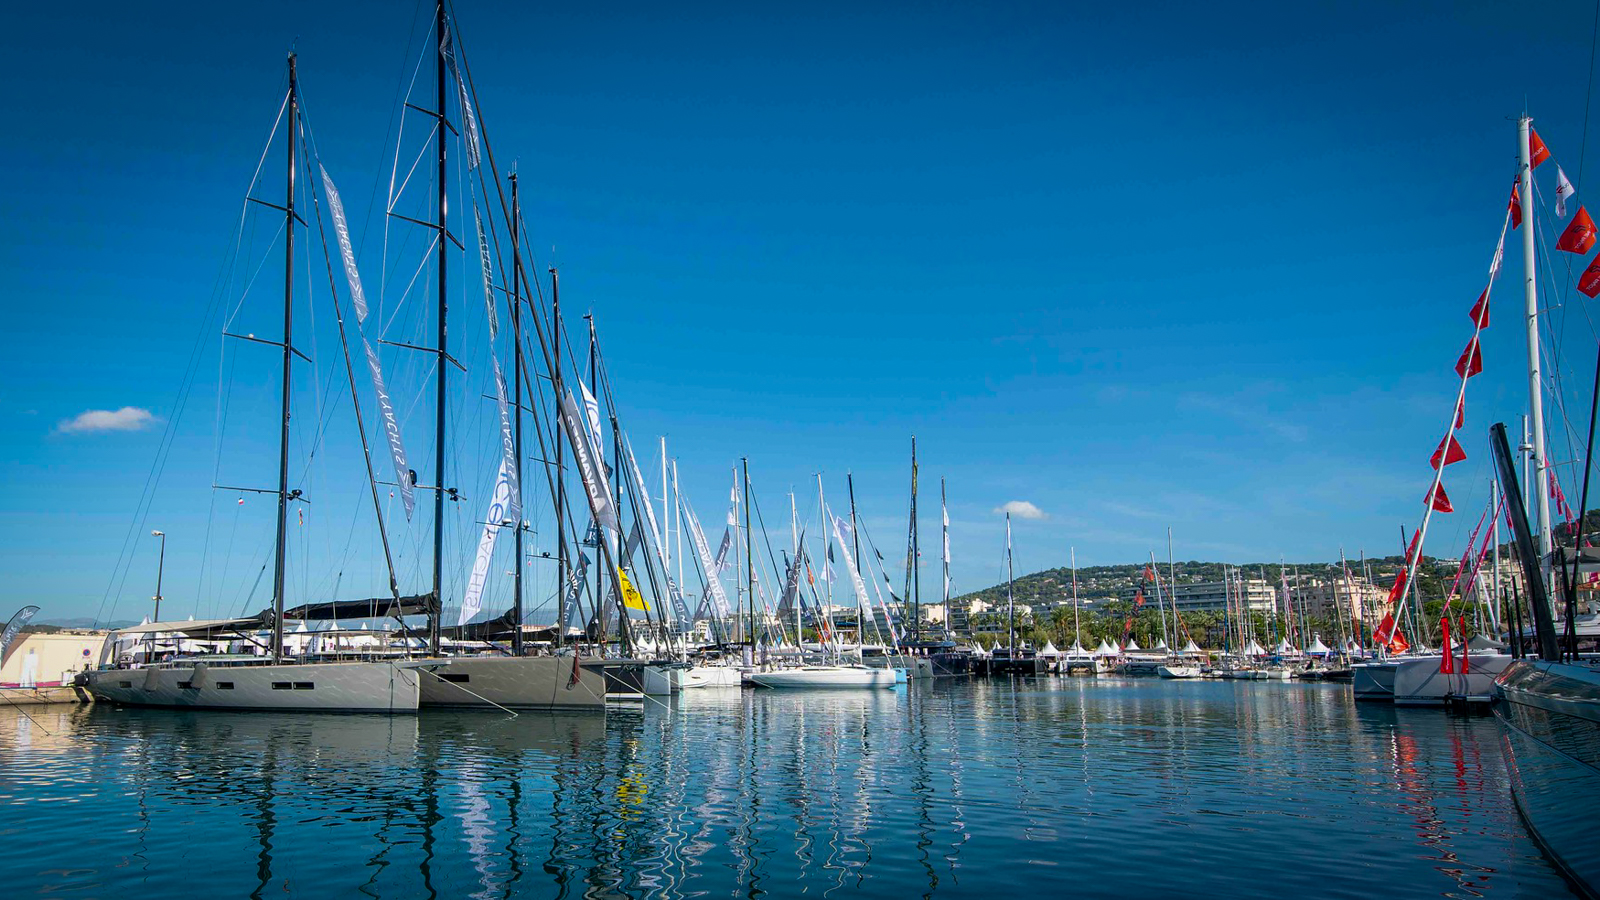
[0,678,1576,899]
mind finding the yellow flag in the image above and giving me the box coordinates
[619,569,648,612]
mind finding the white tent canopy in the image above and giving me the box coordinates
[1181,639,1201,653]
[1242,639,1266,656]
[1040,641,1060,656]
[1274,638,1296,655]
[1307,635,1332,654]
[1154,639,1169,650]
[1093,640,1119,657]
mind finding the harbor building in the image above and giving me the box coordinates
[1121,578,1277,613]
[1297,575,1386,623]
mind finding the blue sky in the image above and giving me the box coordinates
[6,0,1600,623]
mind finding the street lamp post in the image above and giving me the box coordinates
[150,530,166,664]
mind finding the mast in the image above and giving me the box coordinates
[1005,512,1015,652]
[941,477,950,639]
[848,472,862,644]
[911,436,920,641]
[552,266,565,649]
[1166,528,1177,646]
[1152,551,1170,652]
[1071,545,1081,649]
[744,457,754,656]
[270,52,299,664]
[428,0,449,656]
[1519,115,1554,563]
[509,173,525,656]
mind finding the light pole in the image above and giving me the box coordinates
[150,530,166,664]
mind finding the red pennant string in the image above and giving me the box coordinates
[1431,433,1467,469]
[1426,482,1454,513]
[1557,206,1597,254]
[1455,336,1483,379]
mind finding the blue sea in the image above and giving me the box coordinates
[0,678,1576,898]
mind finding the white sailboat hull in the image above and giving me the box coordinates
[82,660,420,712]
[415,656,606,709]
[682,665,742,688]
[1392,652,1512,706]
[748,665,897,689]
[1157,665,1201,679]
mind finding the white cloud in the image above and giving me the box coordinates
[56,406,155,434]
[993,500,1047,520]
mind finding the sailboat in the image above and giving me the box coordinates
[1490,115,1600,898]
[81,54,422,712]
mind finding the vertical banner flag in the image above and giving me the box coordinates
[475,205,499,338]
[319,165,369,324]
[558,386,619,535]
[363,338,415,520]
[0,606,39,668]
[686,503,732,618]
[579,381,606,469]
[831,515,873,611]
[1558,166,1576,218]
[439,18,481,170]
[561,552,590,632]
[459,455,518,626]
[491,358,520,524]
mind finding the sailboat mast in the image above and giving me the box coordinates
[1005,512,1015,652]
[1519,115,1554,562]
[270,52,299,664]
[744,457,754,655]
[1167,528,1177,645]
[848,472,861,643]
[552,266,565,649]
[941,477,950,638]
[429,0,449,656]
[911,436,920,641]
[1071,545,1081,648]
[509,174,525,656]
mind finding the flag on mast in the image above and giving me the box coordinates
[1557,166,1576,218]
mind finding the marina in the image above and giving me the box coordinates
[8,1,1600,897]
[0,677,1577,899]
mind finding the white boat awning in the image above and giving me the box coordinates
[113,617,261,636]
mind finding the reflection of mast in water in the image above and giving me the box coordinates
[908,684,939,897]
[248,736,279,900]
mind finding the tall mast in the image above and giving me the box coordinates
[1005,512,1015,652]
[1167,528,1177,645]
[271,53,299,664]
[1071,545,1081,649]
[848,472,861,642]
[744,457,754,655]
[1519,115,1553,561]
[509,174,525,656]
[1152,551,1170,653]
[661,436,670,578]
[941,477,950,639]
[911,436,920,641]
[551,266,565,649]
[429,0,449,656]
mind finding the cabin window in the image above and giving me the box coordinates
[217,682,234,690]
[293,682,315,690]
[272,682,292,690]
[441,673,470,683]
[177,681,197,690]
[118,681,132,688]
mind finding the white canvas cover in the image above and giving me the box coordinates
[1307,636,1332,654]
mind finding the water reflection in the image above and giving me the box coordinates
[0,680,1576,899]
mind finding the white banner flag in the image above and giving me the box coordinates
[579,381,605,464]
[362,337,414,520]
[491,357,520,525]
[459,455,517,625]
[440,19,481,170]
[1558,166,1576,219]
[686,503,732,619]
[831,515,873,610]
[318,165,369,324]
[474,205,498,338]
[558,386,618,535]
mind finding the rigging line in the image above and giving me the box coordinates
[1532,204,1591,492]
[381,233,441,337]
[382,5,437,325]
